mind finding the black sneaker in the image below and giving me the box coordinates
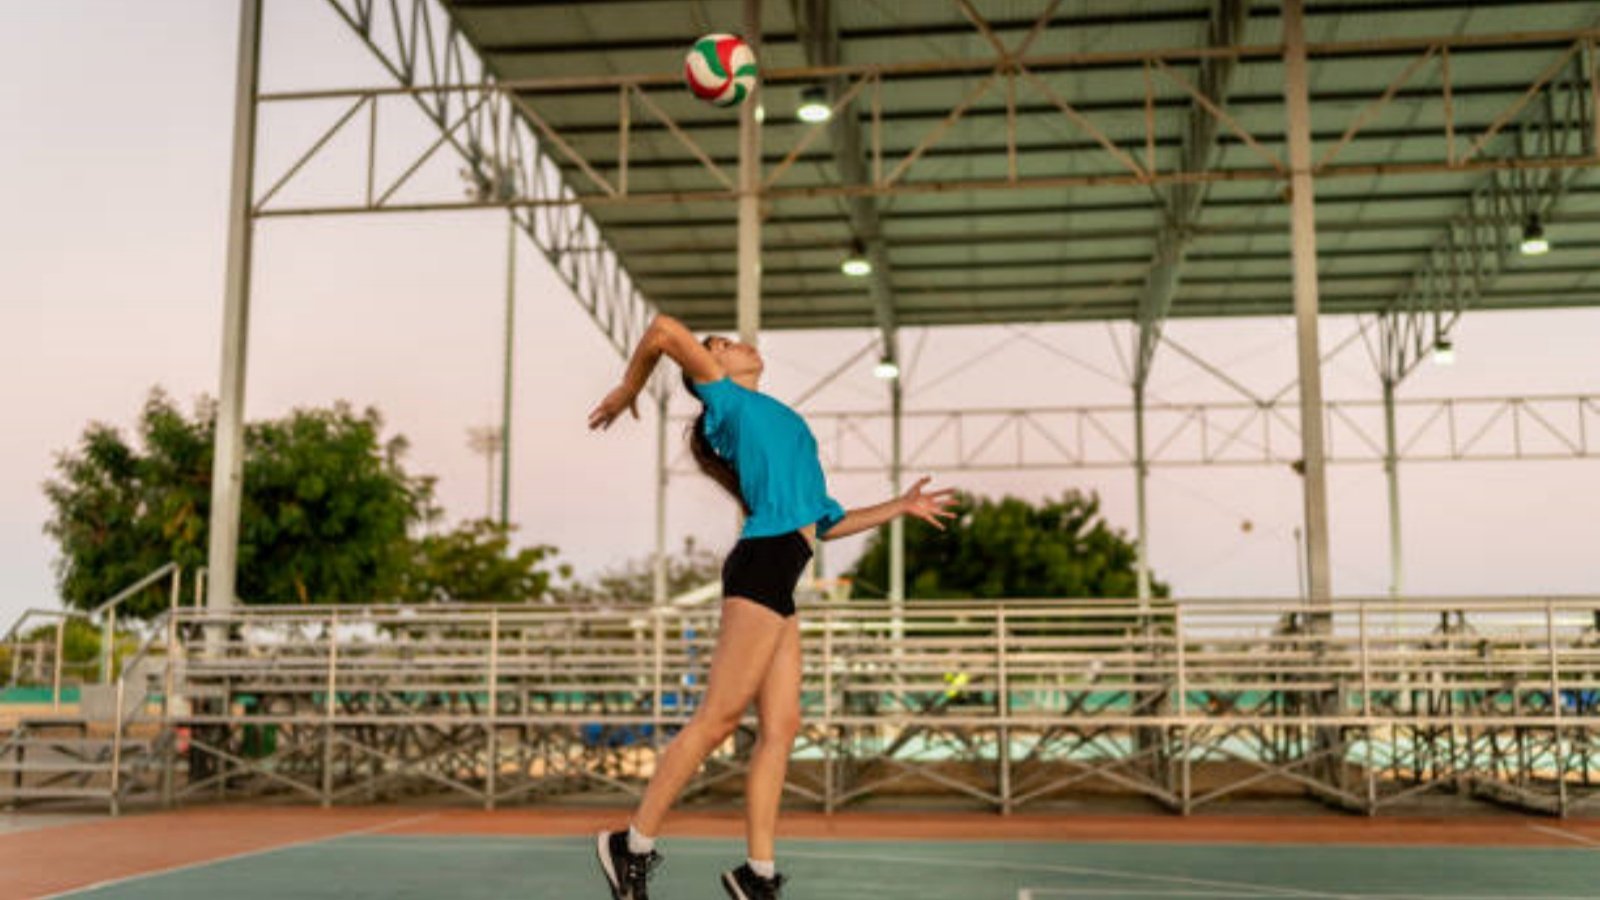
[595,829,662,900]
[721,863,786,900]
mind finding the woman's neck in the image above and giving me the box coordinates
[732,373,761,391]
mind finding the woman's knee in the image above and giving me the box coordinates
[760,709,802,745]
[692,705,746,742]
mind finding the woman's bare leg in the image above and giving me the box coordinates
[630,597,787,838]
[744,614,802,863]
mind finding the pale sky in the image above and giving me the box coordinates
[2,2,1597,629]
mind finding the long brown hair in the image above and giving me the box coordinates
[682,336,750,514]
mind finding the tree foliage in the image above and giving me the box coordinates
[8,619,140,684]
[847,489,1168,600]
[20,618,102,670]
[44,390,434,617]
[399,518,570,604]
[551,536,723,607]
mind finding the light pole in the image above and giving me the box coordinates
[466,425,504,520]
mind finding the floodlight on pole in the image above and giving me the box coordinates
[873,357,900,380]
[466,425,504,519]
[797,85,831,123]
[1519,214,1549,256]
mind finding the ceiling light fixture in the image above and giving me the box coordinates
[841,240,872,277]
[1520,213,1549,256]
[1433,335,1455,366]
[797,85,831,124]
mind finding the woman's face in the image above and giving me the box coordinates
[705,335,763,378]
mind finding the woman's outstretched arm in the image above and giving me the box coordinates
[821,476,956,541]
[588,315,721,431]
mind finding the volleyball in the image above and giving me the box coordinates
[685,33,758,107]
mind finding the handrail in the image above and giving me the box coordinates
[109,600,182,813]
[1,563,184,702]
[113,611,172,712]
[89,563,179,618]
[1,609,81,708]
[97,563,181,687]
[156,595,1600,627]
[1,607,86,645]
[148,592,1600,616]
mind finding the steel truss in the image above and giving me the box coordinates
[1372,40,1599,380]
[138,598,1598,816]
[663,393,1600,474]
[262,15,1600,214]
[290,0,661,362]
[215,2,1600,611]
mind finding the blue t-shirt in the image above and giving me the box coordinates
[689,376,846,539]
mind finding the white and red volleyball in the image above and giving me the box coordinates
[684,33,758,107]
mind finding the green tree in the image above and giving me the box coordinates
[10,619,139,684]
[399,518,571,603]
[551,536,723,607]
[44,389,434,618]
[848,489,1168,600]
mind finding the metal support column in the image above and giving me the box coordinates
[1134,379,1152,604]
[101,608,115,685]
[160,571,181,809]
[499,211,516,528]
[1284,0,1341,797]
[1382,377,1403,598]
[735,0,762,346]
[205,0,263,624]
[322,610,338,808]
[1282,0,1333,612]
[884,350,907,707]
[889,373,905,640]
[486,609,499,809]
[997,606,1011,815]
[653,393,670,607]
[821,611,835,812]
[51,620,64,711]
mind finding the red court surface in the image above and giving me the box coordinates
[3,805,1597,898]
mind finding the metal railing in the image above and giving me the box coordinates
[154,594,1600,815]
[1,564,188,708]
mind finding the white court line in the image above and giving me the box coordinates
[693,843,1600,900]
[316,834,1600,900]
[1526,822,1600,849]
[1017,891,1600,900]
[1024,883,1273,890]
[334,839,1340,899]
[36,811,440,899]
[768,847,1346,899]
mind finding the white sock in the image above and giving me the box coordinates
[747,858,776,879]
[626,823,655,855]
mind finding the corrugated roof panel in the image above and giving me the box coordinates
[437,0,1600,330]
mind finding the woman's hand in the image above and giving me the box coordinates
[900,476,958,529]
[587,384,640,431]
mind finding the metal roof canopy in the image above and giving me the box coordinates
[207,1,1600,617]
[418,0,1600,339]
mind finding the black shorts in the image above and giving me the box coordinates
[720,530,814,618]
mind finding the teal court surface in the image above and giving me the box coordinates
[73,838,1600,899]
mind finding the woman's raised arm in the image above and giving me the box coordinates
[588,315,723,430]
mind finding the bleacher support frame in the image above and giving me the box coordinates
[148,596,1600,816]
